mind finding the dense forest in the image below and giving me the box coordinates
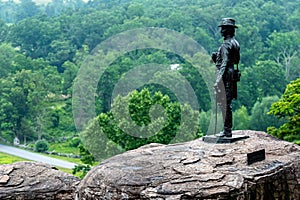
[0,0,299,160]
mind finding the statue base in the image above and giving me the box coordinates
[202,134,249,143]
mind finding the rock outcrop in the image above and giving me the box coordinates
[0,162,80,200]
[1,131,299,200]
[76,130,300,199]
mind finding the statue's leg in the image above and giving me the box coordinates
[220,84,232,137]
[218,70,233,137]
[224,99,232,134]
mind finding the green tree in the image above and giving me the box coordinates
[0,68,55,143]
[17,0,40,21]
[8,16,59,59]
[81,88,200,160]
[47,40,76,68]
[45,0,65,17]
[287,2,300,30]
[35,140,49,152]
[0,0,299,154]
[238,60,287,110]
[72,144,95,178]
[227,1,264,67]
[265,31,300,81]
[80,116,124,161]
[45,0,84,17]
[0,20,9,42]
[126,3,144,19]
[268,78,300,143]
[0,1,18,23]
[250,96,285,132]
[0,81,18,142]
[233,106,250,130]
[198,110,211,134]
[61,61,78,95]
[0,43,18,78]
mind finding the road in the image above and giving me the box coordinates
[0,144,76,169]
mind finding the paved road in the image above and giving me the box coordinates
[0,144,76,169]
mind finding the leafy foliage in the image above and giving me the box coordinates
[265,31,300,81]
[0,0,299,151]
[268,78,300,143]
[72,164,91,179]
[35,140,49,152]
[233,106,250,130]
[238,60,287,110]
[69,137,81,148]
[72,144,95,178]
[250,96,285,132]
[81,88,200,160]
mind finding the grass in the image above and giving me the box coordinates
[0,152,29,164]
[43,153,82,164]
[294,140,300,145]
[48,142,79,154]
[0,152,83,177]
[0,141,99,178]
[56,167,75,175]
[0,143,98,166]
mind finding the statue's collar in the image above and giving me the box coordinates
[224,35,234,40]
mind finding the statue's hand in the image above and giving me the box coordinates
[211,52,217,63]
[214,83,223,104]
[214,82,220,94]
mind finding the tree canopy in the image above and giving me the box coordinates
[0,0,299,151]
[268,78,300,143]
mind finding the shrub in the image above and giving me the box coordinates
[69,137,81,147]
[35,140,49,152]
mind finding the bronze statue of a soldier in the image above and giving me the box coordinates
[211,18,240,137]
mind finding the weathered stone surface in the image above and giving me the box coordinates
[76,130,300,200]
[0,161,80,200]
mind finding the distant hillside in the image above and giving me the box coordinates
[2,0,52,4]
[4,0,88,5]
[34,0,52,4]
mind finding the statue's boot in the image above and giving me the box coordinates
[218,130,232,137]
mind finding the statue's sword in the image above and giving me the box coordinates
[214,94,217,136]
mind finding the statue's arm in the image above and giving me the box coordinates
[211,52,217,63]
[216,44,229,84]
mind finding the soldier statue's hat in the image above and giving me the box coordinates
[218,18,238,28]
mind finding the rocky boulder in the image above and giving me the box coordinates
[0,161,80,200]
[76,130,300,199]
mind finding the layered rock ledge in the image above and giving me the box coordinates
[76,130,300,199]
[0,162,80,200]
[1,131,299,200]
